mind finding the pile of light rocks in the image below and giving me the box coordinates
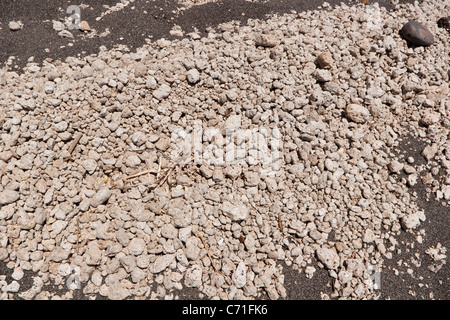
[0,0,448,300]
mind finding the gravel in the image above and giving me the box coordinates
[0,0,448,301]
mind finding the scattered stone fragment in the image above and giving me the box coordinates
[220,202,249,222]
[52,20,65,32]
[345,104,370,123]
[316,247,340,270]
[9,21,23,31]
[422,145,437,161]
[388,160,404,174]
[4,281,20,293]
[90,188,112,208]
[85,242,103,266]
[130,204,152,222]
[254,33,279,47]
[186,68,200,84]
[0,0,447,302]
[49,247,70,262]
[184,264,202,287]
[58,30,74,38]
[232,262,247,288]
[401,213,422,230]
[128,238,146,256]
[152,84,171,101]
[419,111,440,126]
[314,69,332,82]
[316,50,333,69]
[151,254,175,274]
[79,20,91,32]
[0,190,20,205]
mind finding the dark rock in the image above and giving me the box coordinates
[437,17,450,32]
[399,21,434,46]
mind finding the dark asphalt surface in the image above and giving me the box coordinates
[1,0,448,301]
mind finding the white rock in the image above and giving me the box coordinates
[85,242,102,266]
[324,158,338,172]
[186,69,200,84]
[128,238,146,256]
[44,81,55,94]
[220,202,249,222]
[130,204,152,222]
[363,229,376,243]
[51,203,72,220]
[184,264,202,287]
[58,30,74,38]
[131,131,147,147]
[91,270,103,287]
[57,263,72,277]
[338,270,353,285]
[153,84,171,101]
[226,89,238,101]
[400,213,423,230]
[185,237,201,261]
[232,262,247,288]
[83,159,97,174]
[178,226,192,243]
[169,207,192,228]
[367,86,385,98]
[51,220,68,236]
[90,188,112,207]
[52,20,65,32]
[254,33,279,47]
[345,104,370,123]
[383,36,397,51]
[49,247,70,262]
[388,160,404,174]
[441,185,450,200]
[422,145,437,161]
[225,115,242,132]
[79,198,91,212]
[11,267,24,281]
[420,111,440,126]
[161,224,178,239]
[54,121,68,132]
[305,266,316,278]
[0,190,20,205]
[9,21,23,31]
[244,171,260,187]
[151,254,175,273]
[314,69,332,82]
[176,249,189,267]
[105,282,130,300]
[131,268,147,283]
[4,281,20,293]
[316,247,340,270]
[146,76,157,89]
[126,154,141,167]
[171,185,185,198]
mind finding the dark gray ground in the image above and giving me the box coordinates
[1,0,448,300]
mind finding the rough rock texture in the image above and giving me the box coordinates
[0,0,448,301]
[399,20,435,46]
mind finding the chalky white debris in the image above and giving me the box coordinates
[0,0,448,301]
